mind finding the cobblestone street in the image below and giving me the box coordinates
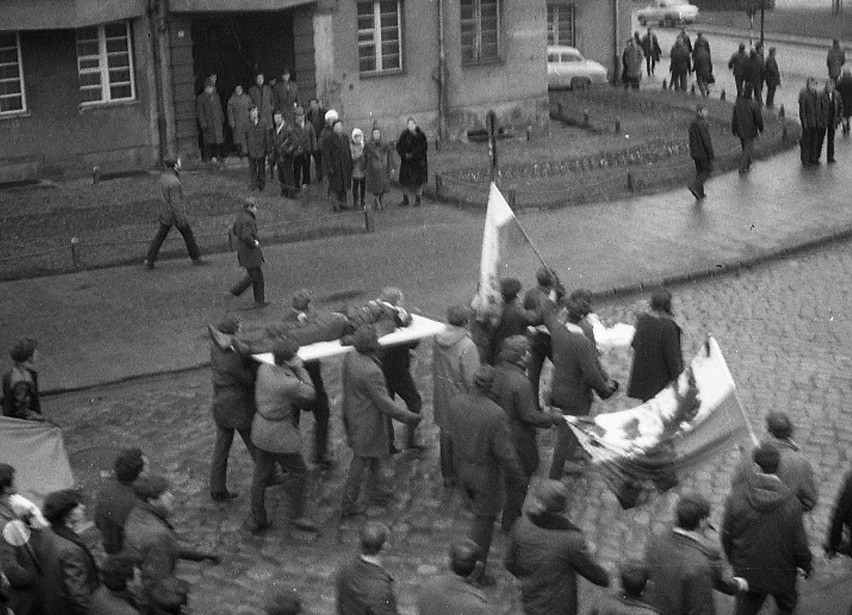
[46,239,852,615]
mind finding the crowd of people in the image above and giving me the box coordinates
[194,70,429,213]
[4,264,852,615]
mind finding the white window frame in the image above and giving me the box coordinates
[460,0,501,65]
[547,3,576,47]
[0,32,27,115]
[75,21,136,106]
[357,1,404,75]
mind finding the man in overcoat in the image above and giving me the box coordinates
[272,110,299,198]
[340,326,420,518]
[764,47,781,108]
[417,540,491,615]
[94,448,148,553]
[799,78,821,164]
[824,78,844,163]
[668,40,691,91]
[827,38,846,82]
[487,277,541,366]
[746,46,765,106]
[396,117,428,207]
[447,364,525,583]
[523,267,565,408]
[248,72,274,131]
[208,316,257,501]
[722,443,812,615]
[336,522,400,615]
[627,289,683,403]
[641,28,662,76]
[728,43,749,96]
[143,157,204,269]
[272,68,299,124]
[291,107,316,193]
[688,104,714,200]
[229,199,266,307]
[322,119,353,211]
[227,84,252,157]
[196,78,225,162]
[506,480,610,615]
[245,106,273,191]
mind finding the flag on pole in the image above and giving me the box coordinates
[565,336,754,509]
[472,182,516,319]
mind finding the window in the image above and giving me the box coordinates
[75,21,135,105]
[547,4,575,47]
[357,1,403,74]
[0,32,26,115]
[461,0,500,65]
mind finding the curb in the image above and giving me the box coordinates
[694,23,836,50]
[40,223,852,398]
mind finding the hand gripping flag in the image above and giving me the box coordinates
[471,183,516,320]
[564,336,755,509]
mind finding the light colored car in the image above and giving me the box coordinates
[547,45,608,90]
[637,0,699,27]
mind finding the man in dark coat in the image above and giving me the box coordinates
[291,107,316,193]
[340,326,420,518]
[229,199,266,307]
[668,40,690,92]
[0,464,42,615]
[764,47,781,108]
[837,65,852,134]
[693,44,713,98]
[88,554,141,615]
[143,157,204,270]
[492,336,561,532]
[244,106,273,191]
[207,316,257,501]
[94,448,147,553]
[543,297,618,479]
[728,43,749,96]
[506,480,610,615]
[827,38,846,82]
[645,492,745,615]
[731,84,764,174]
[196,78,225,162]
[688,104,714,200]
[32,489,100,615]
[590,560,661,615]
[322,119,353,211]
[487,277,541,366]
[814,78,830,164]
[248,72,274,131]
[627,289,683,402]
[305,99,327,181]
[396,117,428,207]
[824,78,844,163]
[417,540,490,615]
[722,443,812,615]
[447,365,525,583]
[523,266,564,408]
[2,337,43,421]
[272,68,299,124]
[799,78,820,164]
[272,110,299,198]
[641,28,662,76]
[824,466,852,559]
[336,522,400,615]
[746,46,765,106]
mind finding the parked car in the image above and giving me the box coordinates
[547,46,608,90]
[637,0,699,27]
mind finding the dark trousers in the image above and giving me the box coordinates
[293,153,311,188]
[670,72,687,91]
[827,126,837,161]
[248,156,266,191]
[739,137,755,172]
[439,428,456,483]
[312,150,323,182]
[277,156,296,197]
[690,158,712,197]
[766,83,778,107]
[230,267,264,303]
[801,128,813,163]
[342,456,391,511]
[750,81,763,106]
[145,221,201,264]
[462,481,498,569]
[352,177,366,206]
[384,366,422,447]
[548,418,583,479]
[735,75,745,96]
[503,437,538,533]
[293,360,330,461]
[734,589,797,615]
[646,56,656,75]
[813,127,826,162]
[332,189,348,211]
[210,425,255,494]
[249,448,307,526]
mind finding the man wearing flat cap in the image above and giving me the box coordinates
[229,198,266,308]
[447,364,525,585]
[340,325,421,518]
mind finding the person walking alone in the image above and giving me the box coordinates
[764,48,781,109]
[143,157,204,270]
[731,84,764,174]
[229,199,266,308]
[641,27,661,76]
[688,104,714,200]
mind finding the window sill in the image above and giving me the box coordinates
[78,99,140,113]
[359,69,406,80]
[462,57,504,68]
[0,110,31,121]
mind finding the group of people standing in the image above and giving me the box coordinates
[799,66,851,166]
[621,28,714,95]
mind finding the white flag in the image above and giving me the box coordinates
[473,183,516,319]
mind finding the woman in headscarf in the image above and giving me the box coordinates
[364,123,392,210]
[350,128,366,210]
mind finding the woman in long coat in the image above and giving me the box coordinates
[364,124,392,210]
[396,117,428,207]
[227,85,252,156]
[322,119,353,211]
[626,288,683,402]
[196,79,225,161]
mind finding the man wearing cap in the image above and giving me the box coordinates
[247,338,317,535]
[291,106,316,195]
[731,412,818,512]
[143,157,205,270]
[417,540,491,615]
[722,442,811,615]
[94,448,148,553]
[492,335,562,532]
[340,326,421,518]
[123,475,219,594]
[229,198,266,307]
[506,480,610,615]
[645,492,746,615]
[433,304,481,487]
[207,316,257,502]
[447,364,525,584]
[336,522,401,615]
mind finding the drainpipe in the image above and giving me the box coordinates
[437,0,447,143]
[613,0,620,85]
[148,1,167,162]
[150,0,177,159]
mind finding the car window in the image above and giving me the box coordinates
[548,53,559,62]
[564,52,582,62]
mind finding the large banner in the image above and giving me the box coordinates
[566,337,754,509]
[471,182,516,320]
[0,417,75,505]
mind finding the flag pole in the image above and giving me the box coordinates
[511,216,551,271]
[731,385,760,446]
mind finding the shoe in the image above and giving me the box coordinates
[143,260,155,270]
[211,490,240,502]
[828,158,837,164]
[340,505,366,520]
[290,517,318,532]
[253,301,269,309]
[242,519,269,535]
[192,258,208,266]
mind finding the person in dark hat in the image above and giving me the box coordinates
[590,559,660,615]
[94,448,149,553]
[143,157,205,270]
[417,540,491,615]
[646,492,746,615]
[396,116,428,207]
[291,106,316,195]
[2,337,43,421]
[229,198,266,308]
[506,480,610,615]
[486,277,541,365]
[447,364,525,585]
[246,338,318,535]
[340,326,421,518]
